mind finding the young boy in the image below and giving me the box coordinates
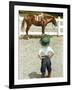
[38,34,54,78]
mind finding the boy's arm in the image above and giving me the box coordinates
[48,51,54,58]
[38,49,42,60]
[38,54,42,60]
[48,47,54,58]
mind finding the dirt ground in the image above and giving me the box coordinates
[18,36,63,79]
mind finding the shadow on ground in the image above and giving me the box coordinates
[29,72,41,78]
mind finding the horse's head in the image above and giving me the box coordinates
[51,17,57,26]
[44,14,57,26]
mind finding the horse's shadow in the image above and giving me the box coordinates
[29,72,41,78]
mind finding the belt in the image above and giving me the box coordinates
[41,56,48,58]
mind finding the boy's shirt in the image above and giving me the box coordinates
[39,46,54,57]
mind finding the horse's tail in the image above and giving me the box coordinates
[21,17,27,32]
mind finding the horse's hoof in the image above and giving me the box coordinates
[26,36,29,40]
[27,37,29,40]
[25,35,29,40]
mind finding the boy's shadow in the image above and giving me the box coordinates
[29,72,41,78]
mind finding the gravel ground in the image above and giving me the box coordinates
[18,36,63,80]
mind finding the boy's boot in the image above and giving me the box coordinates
[47,71,51,78]
[41,73,45,78]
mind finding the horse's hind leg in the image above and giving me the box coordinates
[26,25,31,39]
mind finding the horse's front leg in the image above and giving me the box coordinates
[42,26,45,35]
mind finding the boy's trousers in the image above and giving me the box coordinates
[41,56,51,75]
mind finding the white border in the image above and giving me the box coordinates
[14,5,67,85]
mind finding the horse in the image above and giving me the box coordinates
[21,13,57,38]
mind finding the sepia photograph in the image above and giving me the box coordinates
[18,11,63,79]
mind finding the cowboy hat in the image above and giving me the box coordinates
[40,34,50,46]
